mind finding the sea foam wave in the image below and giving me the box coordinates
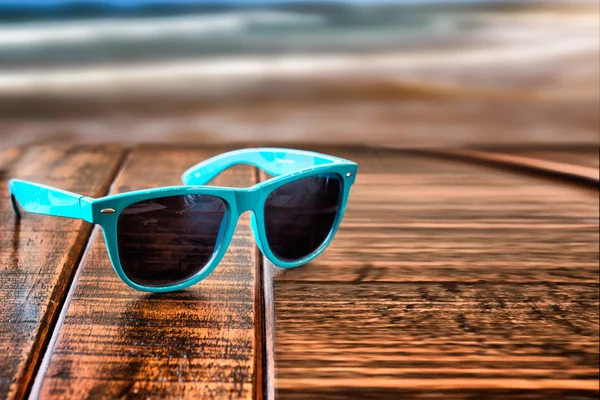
[0,32,596,95]
[0,11,325,47]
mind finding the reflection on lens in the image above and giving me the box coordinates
[117,194,226,287]
[264,173,341,262]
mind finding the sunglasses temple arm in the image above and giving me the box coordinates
[182,148,346,185]
[8,179,94,222]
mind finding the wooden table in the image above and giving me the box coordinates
[1,145,598,400]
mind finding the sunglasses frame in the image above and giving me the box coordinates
[9,148,358,292]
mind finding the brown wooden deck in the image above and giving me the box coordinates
[1,145,598,399]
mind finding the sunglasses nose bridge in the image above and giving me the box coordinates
[233,188,261,215]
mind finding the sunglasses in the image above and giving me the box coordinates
[9,148,357,292]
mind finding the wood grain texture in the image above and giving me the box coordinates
[270,148,599,399]
[0,145,125,400]
[38,147,261,399]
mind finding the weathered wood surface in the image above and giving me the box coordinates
[0,145,598,400]
[269,148,599,399]
[36,147,262,399]
[0,146,125,400]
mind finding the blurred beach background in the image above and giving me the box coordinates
[0,0,598,148]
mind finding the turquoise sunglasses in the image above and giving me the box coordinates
[9,148,358,293]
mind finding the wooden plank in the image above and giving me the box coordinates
[37,147,262,399]
[275,149,599,284]
[275,283,599,399]
[269,148,599,399]
[0,145,126,400]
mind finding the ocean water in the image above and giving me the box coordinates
[0,2,597,148]
[0,4,487,69]
[0,1,596,97]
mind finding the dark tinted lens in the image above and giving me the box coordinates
[264,173,341,262]
[117,194,227,287]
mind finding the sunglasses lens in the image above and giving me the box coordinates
[117,194,227,287]
[264,173,342,262]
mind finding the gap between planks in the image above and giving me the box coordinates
[258,169,276,400]
[26,149,131,400]
[403,147,599,188]
[252,166,266,400]
[28,229,101,399]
